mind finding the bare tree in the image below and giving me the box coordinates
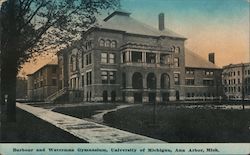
[0,0,120,122]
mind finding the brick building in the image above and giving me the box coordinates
[222,63,250,100]
[27,59,58,101]
[55,10,223,103]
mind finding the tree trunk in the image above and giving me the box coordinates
[1,59,18,122]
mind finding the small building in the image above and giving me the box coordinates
[27,60,58,101]
[222,63,250,100]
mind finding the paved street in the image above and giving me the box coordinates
[16,103,165,143]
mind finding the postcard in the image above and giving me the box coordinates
[0,0,249,154]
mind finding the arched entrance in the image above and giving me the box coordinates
[161,73,170,89]
[132,72,143,89]
[111,91,116,102]
[147,73,156,103]
[103,91,108,102]
[147,73,156,89]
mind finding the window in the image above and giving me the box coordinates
[81,75,84,87]
[238,79,240,84]
[170,46,175,52]
[122,73,126,88]
[146,53,156,63]
[111,41,117,48]
[101,53,108,63]
[185,79,194,85]
[205,71,214,75]
[122,52,126,63]
[203,80,214,86]
[99,39,105,47]
[87,71,92,85]
[86,53,92,65]
[174,58,179,67]
[52,67,57,74]
[175,47,180,53]
[186,69,194,75]
[101,71,108,84]
[110,71,116,84]
[81,52,84,68]
[224,87,227,92]
[40,81,43,87]
[174,73,180,85]
[132,51,142,63]
[105,40,111,47]
[238,71,240,76]
[52,79,57,86]
[109,53,115,64]
[160,54,170,64]
[238,86,241,92]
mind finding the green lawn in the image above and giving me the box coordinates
[103,105,250,142]
[52,103,117,119]
[1,108,85,142]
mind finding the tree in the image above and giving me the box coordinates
[0,0,120,122]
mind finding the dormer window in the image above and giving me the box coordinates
[111,41,117,48]
[100,39,105,47]
[105,40,111,47]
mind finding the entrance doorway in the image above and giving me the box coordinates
[176,91,180,100]
[103,91,108,102]
[134,93,142,103]
[148,92,156,103]
[162,92,169,101]
[111,91,116,102]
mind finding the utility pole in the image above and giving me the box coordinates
[242,64,245,110]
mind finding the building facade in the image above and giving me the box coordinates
[27,61,58,101]
[222,63,250,100]
[56,10,223,103]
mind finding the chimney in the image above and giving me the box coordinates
[208,53,215,64]
[158,13,165,31]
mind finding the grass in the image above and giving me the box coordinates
[52,103,117,119]
[1,108,85,142]
[103,104,250,142]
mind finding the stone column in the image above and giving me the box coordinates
[156,52,160,64]
[142,52,146,63]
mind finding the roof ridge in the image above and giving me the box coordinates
[185,48,220,69]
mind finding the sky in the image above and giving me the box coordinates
[20,0,249,76]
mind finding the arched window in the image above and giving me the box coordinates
[147,73,156,89]
[99,39,105,47]
[132,72,143,89]
[170,46,175,52]
[105,40,111,47]
[111,40,117,48]
[175,46,180,53]
[161,73,170,89]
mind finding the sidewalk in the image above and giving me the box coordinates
[17,103,165,143]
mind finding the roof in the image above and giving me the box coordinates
[27,58,58,76]
[185,49,220,69]
[97,10,186,39]
[222,63,250,69]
